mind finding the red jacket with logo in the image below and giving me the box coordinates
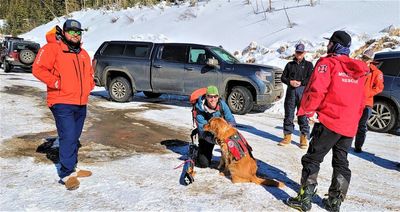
[33,34,94,107]
[364,63,384,107]
[297,54,369,137]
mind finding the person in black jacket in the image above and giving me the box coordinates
[279,43,313,149]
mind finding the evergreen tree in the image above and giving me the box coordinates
[0,0,171,35]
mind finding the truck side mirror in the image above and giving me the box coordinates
[206,58,219,68]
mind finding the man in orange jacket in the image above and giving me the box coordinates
[354,49,384,153]
[33,19,94,190]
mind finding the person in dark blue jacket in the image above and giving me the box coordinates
[279,43,314,149]
[195,85,236,168]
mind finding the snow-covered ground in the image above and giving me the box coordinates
[1,0,400,210]
[1,71,399,211]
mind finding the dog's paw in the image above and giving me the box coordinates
[219,171,231,177]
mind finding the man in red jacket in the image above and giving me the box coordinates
[286,31,369,212]
[354,49,384,153]
[33,19,94,190]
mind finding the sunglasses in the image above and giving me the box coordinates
[66,30,82,36]
[206,95,219,99]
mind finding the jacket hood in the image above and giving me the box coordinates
[195,96,207,113]
[333,55,369,79]
[45,27,59,43]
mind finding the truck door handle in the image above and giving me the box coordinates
[185,67,194,71]
[153,65,162,68]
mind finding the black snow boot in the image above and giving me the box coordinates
[322,194,342,212]
[286,184,317,211]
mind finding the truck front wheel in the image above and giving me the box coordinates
[227,86,253,115]
[108,76,133,102]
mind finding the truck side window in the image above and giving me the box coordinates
[161,45,186,63]
[124,44,150,58]
[102,43,125,56]
[189,48,208,64]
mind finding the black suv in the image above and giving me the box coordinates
[367,51,400,133]
[0,37,40,72]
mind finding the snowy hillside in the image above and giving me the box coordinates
[22,0,399,55]
[1,0,400,211]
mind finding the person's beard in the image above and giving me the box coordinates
[62,34,81,53]
[65,38,81,48]
[327,43,335,54]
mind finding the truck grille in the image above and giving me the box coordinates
[274,71,282,88]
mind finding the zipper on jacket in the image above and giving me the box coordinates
[83,61,87,90]
[73,56,83,105]
[76,54,84,105]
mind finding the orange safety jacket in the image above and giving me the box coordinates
[364,63,384,107]
[33,29,94,107]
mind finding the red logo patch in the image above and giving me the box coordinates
[228,140,234,148]
[317,64,328,73]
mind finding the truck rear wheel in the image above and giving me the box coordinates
[143,91,162,98]
[108,76,133,102]
[227,86,253,115]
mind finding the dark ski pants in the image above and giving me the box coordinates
[283,86,309,136]
[50,104,87,178]
[196,138,214,168]
[355,106,372,150]
[301,123,352,199]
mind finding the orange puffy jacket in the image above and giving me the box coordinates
[33,30,94,107]
[364,63,384,107]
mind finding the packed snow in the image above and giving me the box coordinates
[1,0,400,211]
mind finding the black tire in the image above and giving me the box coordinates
[367,100,397,133]
[227,86,253,115]
[19,49,36,64]
[143,91,162,98]
[108,76,133,102]
[4,61,11,73]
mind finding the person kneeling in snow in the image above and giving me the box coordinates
[194,85,236,168]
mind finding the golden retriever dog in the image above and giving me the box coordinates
[203,117,285,188]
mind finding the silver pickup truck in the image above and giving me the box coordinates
[93,41,283,115]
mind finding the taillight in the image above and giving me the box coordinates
[7,50,19,61]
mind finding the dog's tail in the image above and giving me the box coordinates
[252,176,285,188]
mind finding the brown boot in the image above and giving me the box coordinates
[62,175,80,190]
[278,134,292,146]
[300,134,308,149]
[75,168,92,178]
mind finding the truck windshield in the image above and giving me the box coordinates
[210,47,240,64]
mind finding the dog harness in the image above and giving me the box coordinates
[224,132,253,161]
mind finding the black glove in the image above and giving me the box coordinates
[203,131,216,144]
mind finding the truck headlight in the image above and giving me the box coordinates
[256,70,272,81]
